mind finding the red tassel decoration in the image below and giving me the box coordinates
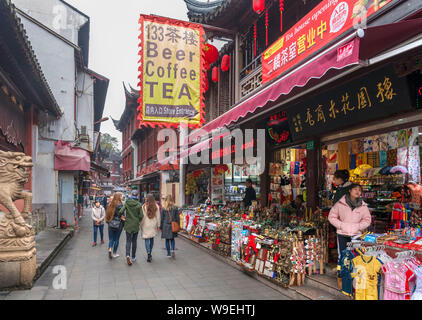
[279,0,284,33]
[254,22,257,57]
[265,8,269,47]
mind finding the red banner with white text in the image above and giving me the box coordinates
[262,0,393,84]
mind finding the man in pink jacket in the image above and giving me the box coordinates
[328,184,372,255]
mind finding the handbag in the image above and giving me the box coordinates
[168,209,180,233]
[109,216,121,230]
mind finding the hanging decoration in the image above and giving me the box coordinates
[279,0,284,33]
[212,66,219,83]
[204,61,210,71]
[221,54,231,72]
[252,0,265,14]
[204,76,209,92]
[254,22,257,57]
[203,43,219,65]
[265,8,269,47]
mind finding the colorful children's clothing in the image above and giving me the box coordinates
[352,255,382,300]
[338,249,356,297]
[382,261,415,300]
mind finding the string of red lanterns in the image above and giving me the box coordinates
[279,0,284,33]
[265,8,269,47]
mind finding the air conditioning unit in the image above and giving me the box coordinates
[79,126,89,142]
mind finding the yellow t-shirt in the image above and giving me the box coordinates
[352,255,382,300]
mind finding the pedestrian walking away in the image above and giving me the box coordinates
[103,194,108,210]
[160,195,180,259]
[140,193,160,263]
[118,190,143,266]
[92,200,105,246]
[105,192,125,259]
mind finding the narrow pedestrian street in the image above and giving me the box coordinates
[1,209,290,300]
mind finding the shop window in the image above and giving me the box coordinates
[321,126,422,235]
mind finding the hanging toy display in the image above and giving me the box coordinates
[252,0,265,14]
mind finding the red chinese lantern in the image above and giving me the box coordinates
[212,67,219,83]
[253,0,265,14]
[221,54,230,72]
[280,0,284,33]
[203,43,219,65]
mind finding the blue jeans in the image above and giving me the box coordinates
[145,238,154,254]
[165,239,175,255]
[108,226,123,254]
[126,232,138,258]
[93,224,104,243]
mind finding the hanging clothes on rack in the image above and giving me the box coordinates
[352,254,383,300]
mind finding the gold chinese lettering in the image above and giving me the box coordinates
[357,87,372,109]
[305,108,315,126]
[307,28,316,48]
[297,34,307,55]
[376,76,397,103]
[340,92,355,115]
[317,20,327,40]
[315,105,326,123]
[329,100,338,119]
[293,114,303,133]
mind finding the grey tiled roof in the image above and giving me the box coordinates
[0,0,62,117]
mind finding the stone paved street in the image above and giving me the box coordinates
[1,209,290,300]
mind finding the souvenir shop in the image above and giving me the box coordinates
[177,61,422,299]
[314,63,422,299]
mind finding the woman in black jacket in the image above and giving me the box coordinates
[160,195,180,259]
[105,192,125,259]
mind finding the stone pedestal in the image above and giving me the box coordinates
[0,212,36,289]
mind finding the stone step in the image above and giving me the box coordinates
[34,227,74,283]
[293,282,349,300]
[180,233,351,300]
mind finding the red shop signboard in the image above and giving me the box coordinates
[262,0,393,84]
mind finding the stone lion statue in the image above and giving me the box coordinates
[0,150,33,236]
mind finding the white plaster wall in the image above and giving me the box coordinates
[76,71,94,150]
[12,0,88,45]
[18,14,76,142]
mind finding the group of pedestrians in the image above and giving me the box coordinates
[90,190,180,265]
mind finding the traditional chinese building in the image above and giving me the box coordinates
[10,0,109,227]
[0,0,61,219]
[114,83,181,205]
[177,0,422,210]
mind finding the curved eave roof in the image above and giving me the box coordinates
[0,0,62,117]
[114,82,139,131]
[185,0,247,28]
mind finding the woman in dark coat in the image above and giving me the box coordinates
[160,195,180,259]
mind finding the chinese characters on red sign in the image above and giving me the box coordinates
[262,0,393,84]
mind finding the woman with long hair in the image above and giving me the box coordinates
[140,194,160,263]
[105,192,125,259]
[160,195,180,258]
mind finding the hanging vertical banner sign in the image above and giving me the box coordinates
[262,0,393,84]
[138,15,206,128]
